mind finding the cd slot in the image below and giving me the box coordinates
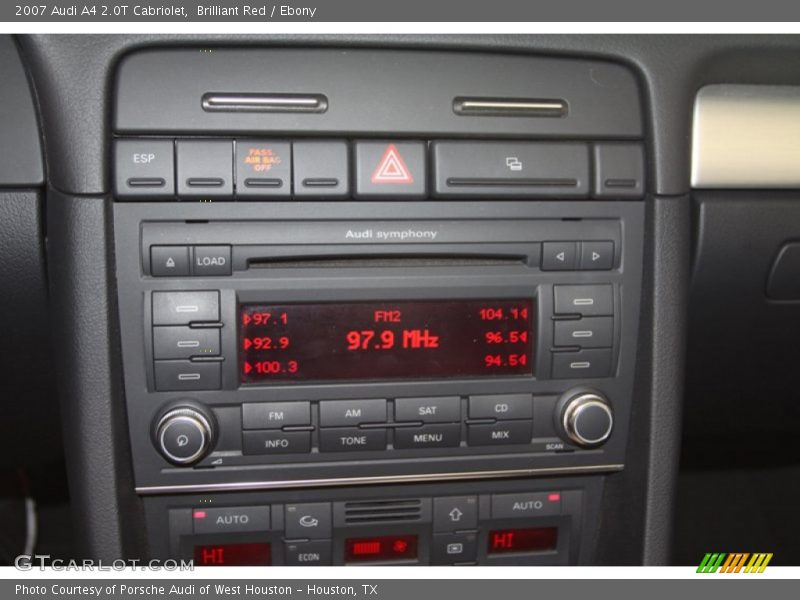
[247,255,528,269]
[234,243,540,272]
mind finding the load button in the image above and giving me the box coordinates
[193,245,231,276]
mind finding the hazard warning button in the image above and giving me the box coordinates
[355,141,427,198]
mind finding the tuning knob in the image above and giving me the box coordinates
[558,391,614,448]
[153,405,215,466]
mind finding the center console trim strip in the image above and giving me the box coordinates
[135,463,624,495]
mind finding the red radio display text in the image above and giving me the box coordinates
[239,299,535,383]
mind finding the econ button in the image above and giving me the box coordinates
[354,141,427,199]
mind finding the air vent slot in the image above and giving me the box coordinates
[343,499,423,524]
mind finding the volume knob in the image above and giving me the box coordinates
[559,392,614,448]
[153,406,215,466]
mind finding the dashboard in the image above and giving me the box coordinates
[2,33,800,567]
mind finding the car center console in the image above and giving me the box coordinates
[110,48,647,565]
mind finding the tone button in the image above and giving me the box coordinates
[318,428,386,452]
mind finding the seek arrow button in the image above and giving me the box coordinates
[542,242,578,271]
[580,241,614,270]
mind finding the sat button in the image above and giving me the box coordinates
[395,396,461,423]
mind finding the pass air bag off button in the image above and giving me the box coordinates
[192,506,270,534]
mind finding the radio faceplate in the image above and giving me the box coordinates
[113,201,644,494]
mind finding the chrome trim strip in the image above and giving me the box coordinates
[136,464,624,495]
[453,97,567,118]
[691,85,800,188]
[201,93,328,113]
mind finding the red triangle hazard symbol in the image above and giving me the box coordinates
[371,144,414,185]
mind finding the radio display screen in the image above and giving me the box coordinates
[239,299,534,383]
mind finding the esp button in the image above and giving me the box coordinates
[115,139,175,199]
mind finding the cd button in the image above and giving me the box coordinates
[394,396,461,423]
[468,394,533,420]
[319,399,387,427]
[318,428,387,452]
[394,424,461,449]
[467,420,532,446]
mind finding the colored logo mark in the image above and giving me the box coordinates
[697,552,773,573]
